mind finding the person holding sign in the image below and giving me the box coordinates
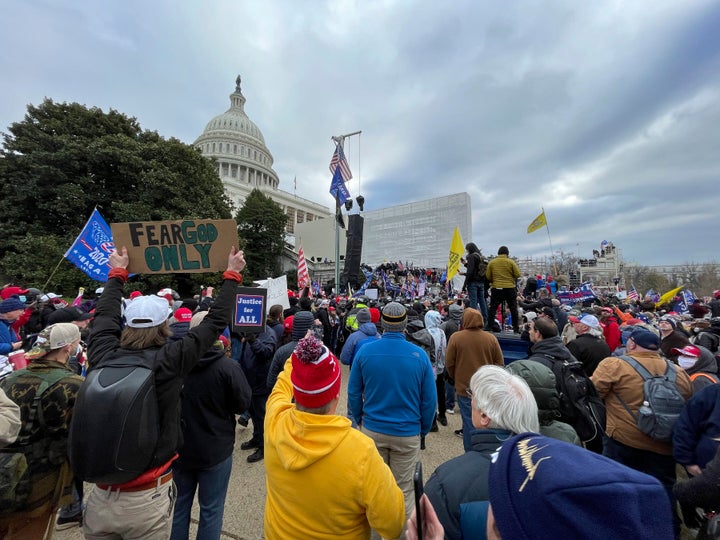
[75,245,246,540]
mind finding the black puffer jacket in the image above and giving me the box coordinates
[566,333,612,376]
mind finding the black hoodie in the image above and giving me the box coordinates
[176,346,251,469]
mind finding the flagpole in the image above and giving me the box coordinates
[330,130,362,295]
[41,256,67,292]
[542,207,558,276]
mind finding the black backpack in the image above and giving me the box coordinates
[535,354,606,442]
[0,369,69,515]
[469,253,487,281]
[69,349,159,484]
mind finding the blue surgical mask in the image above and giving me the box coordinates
[19,295,26,303]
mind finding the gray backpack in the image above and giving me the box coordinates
[615,355,685,442]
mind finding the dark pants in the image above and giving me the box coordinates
[249,392,269,442]
[445,381,456,409]
[435,374,446,417]
[603,437,679,538]
[487,287,519,332]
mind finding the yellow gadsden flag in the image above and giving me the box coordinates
[446,227,464,281]
[527,211,547,234]
[655,285,684,308]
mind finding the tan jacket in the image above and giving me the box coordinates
[446,309,504,396]
[485,255,521,289]
[591,351,693,455]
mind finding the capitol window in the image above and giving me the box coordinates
[234,144,237,154]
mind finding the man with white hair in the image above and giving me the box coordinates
[567,313,611,376]
[423,365,538,540]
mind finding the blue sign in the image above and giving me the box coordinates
[234,287,267,332]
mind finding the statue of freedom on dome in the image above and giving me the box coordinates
[235,75,242,92]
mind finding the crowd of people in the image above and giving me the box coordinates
[0,241,719,539]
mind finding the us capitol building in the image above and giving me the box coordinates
[193,76,331,235]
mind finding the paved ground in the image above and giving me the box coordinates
[55,364,465,539]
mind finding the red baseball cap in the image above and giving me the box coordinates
[1,286,29,300]
[174,308,193,322]
[671,345,701,358]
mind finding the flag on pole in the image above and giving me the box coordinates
[329,140,353,180]
[64,209,115,281]
[297,245,311,296]
[329,164,351,205]
[655,285,684,308]
[72,287,85,307]
[446,227,464,281]
[527,211,547,234]
[627,285,639,301]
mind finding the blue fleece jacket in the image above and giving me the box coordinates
[340,322,380,366]
[348,332,437,437]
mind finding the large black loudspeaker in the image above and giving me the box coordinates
[342,215,364,289]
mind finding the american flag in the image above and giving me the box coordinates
[297,246,311,295]
[329,141,353,181]
[627,285,639,301]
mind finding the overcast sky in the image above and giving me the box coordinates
[2,0,719,267]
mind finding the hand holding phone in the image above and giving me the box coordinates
[414,462,423,540]
[407,492,445,540]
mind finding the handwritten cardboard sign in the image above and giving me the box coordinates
[111,219,239,274]
[234,287,268,333]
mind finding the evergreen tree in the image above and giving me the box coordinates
[235,189,288,282]
[0,99,232,294]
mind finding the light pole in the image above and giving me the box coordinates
[331,130,362,294]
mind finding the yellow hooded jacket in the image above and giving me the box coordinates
[263,359,404,540]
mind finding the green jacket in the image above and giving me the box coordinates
[486,254,520,288]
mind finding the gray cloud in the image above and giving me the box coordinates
[1,0,719,267]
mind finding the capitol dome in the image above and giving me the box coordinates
[194,75,279,191]
[194,75,331,236]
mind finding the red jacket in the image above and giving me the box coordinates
[601,317,621,352]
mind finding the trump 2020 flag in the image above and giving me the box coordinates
[446,227,464,281]
[329,166,351,205]
[64,209,115,281]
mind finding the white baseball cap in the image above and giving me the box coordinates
[124,295,171,328]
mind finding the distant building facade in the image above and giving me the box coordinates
[296,192,472,269]
[193,76,331,234]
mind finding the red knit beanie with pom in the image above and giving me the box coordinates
[291,335,342,409]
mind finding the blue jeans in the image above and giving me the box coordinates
[466,281,488,323]
[457,395,476,452]
[445,381,456,409]
[171,455,233,540]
